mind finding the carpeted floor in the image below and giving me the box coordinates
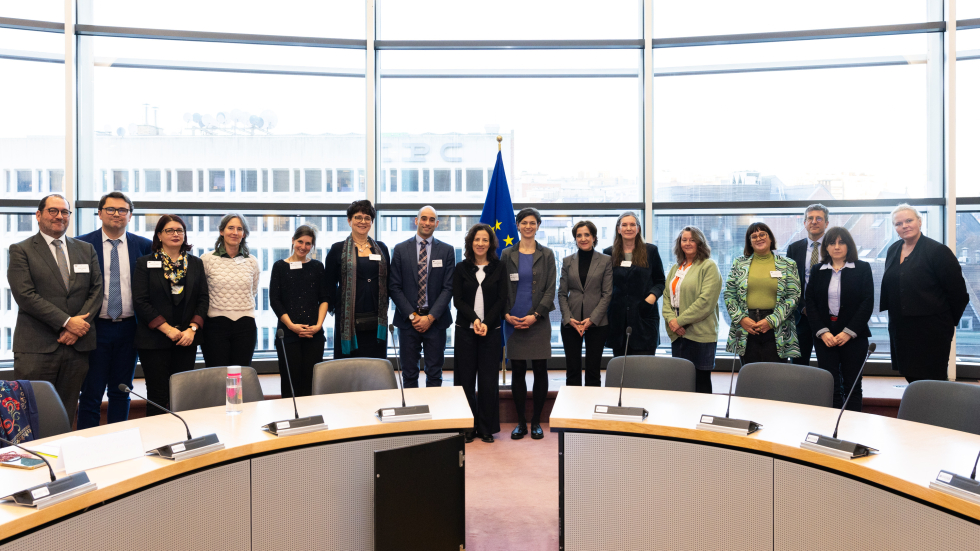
[464,423,559,551]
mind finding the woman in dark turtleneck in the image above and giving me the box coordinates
[558,221,613,386]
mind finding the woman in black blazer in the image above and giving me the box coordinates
[804,227,873,411]
[133,215,209,415]
[603,212,666,356]
[880,204,969,383]
[453,224,508,443]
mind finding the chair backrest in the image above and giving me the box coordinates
[312,358,398,395]
[31,381,70,439]
[898,380,980,436]
[733,362,833,407]
[169,366,265,412]
[603,355,696,392]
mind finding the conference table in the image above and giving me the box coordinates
[550,385,980,551]
[0,387,472,550]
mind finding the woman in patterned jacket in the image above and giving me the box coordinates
[724,222,800,364]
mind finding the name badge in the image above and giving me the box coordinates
[432,259,443,268]
[289,261,302,270]
[147,261,162,269]
[73,264,90,273]
[369,254,382,261]
[235,256,247,264]
[770,270,782,278]
[621,261,632,268]
[510,273,520,281]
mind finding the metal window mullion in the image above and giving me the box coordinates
[946,0,958,380]
[73,24,366,49]
[643,0,653,242]
[65,0,77,236]
[652,21,945,49]
[366,0,377,231]
[374,39,643,50]
[0,16,65,33]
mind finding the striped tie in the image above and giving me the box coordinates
[809,241,819,282]
[108,239,122,320]
[417,240,428,311]
[52,239,69,289]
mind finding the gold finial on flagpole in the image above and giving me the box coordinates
[497,135,502,151]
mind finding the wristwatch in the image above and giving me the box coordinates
[189,325,198,332]
[533,312,542,320]
[409,313,417,321]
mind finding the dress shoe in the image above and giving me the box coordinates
[531,423,544,440]
[464,431,475,443]
[511,424,528,439]
[481,434,495,443]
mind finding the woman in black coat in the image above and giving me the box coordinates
[804,227,873,411]
[453,224,509,443]
[881,204,969,383]
[603,212,666,356]
[133,214,209,415]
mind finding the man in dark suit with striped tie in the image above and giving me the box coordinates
[785,203,829,367]
[75,192,152,429]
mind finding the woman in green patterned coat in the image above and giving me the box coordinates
[724,222,800,364]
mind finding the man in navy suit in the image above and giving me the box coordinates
[389,206,455,387]
[75,192,153,429]
[785,203,829,367]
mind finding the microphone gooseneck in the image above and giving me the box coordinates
[388,324,407,408]
[832,342,876,439]
[617,327,633,408]
[277,328,300,419]
[119,384,193,441]
[725,356,741,419]
[971,448,980,480]
[0,436,56,482]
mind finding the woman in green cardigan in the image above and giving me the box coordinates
[663,226,722,394]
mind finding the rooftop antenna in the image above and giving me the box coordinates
[153,106,158,128]
[143,103,149,125]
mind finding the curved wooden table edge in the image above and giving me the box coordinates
[0,417,471,541]
[550,417,980,522]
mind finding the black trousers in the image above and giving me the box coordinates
[511,358,548,424]
[454,325,501,436]
[561,324,610,387]
[202,316,257,367]
[813,328,869,411]
[334,328,388,360]
[139,344,198,415]
[611,345,657,357]
[740,309,783,365]
[276,337,325,398]
[792,313,815,366]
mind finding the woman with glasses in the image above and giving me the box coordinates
[502,208,556,441]
[201,213,259,368]
[324,200,391,359]
[603,212,666,358]
[132,215,209,414]
[724,222,801,365]
[270,224,329,398]
[663,226,721,394]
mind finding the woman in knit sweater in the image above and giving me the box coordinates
[662,226,722,393]
[201,213,260,368]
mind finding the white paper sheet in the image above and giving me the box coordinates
[60,429,144,474]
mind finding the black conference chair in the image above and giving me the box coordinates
[311,358,398,395]
[31,381,71,438]
[169,366,265,412]
[733,362,833,408]
[898,380,980,436]
[603,355,696,392]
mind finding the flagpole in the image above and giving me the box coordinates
[497,135,502,150]
[496,134,512,389]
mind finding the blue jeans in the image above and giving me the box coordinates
[76,317,138,429]
[397,325,447,388]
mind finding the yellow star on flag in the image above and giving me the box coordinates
[504,235,514,246]
[494,220,502,231]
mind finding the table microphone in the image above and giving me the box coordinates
[262,329,327,436]
[930,447,980,505]
[593,327,649,421]
[0,436,97,508]
[697,356,762,435]
[800,342,879,459]
[376,324,432,422]
[120,384,224,461]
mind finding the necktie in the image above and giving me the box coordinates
[108,239,122,320]
[810,241,819,272]
[52,239,69,289]
[417,240,428,311]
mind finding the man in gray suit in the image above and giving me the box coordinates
[8,194,103,424]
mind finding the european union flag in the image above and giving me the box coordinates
[480,150,518,258]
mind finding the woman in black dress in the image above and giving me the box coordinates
[270,224,329,397]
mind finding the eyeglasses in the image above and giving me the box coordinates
[44,208,72,217]
[162,228,185,236]
[102,207,131,215]
[351,215,372,223]
[750,233,769,241]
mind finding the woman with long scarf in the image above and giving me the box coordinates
[323,200,391,359]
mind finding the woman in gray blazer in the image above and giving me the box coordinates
[559,221,612,387]
[503,208,556,441]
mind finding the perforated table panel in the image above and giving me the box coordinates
[775,459,980,551]
[0,460,250,551]
[250,432,456,551]
[562,432,773,551]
